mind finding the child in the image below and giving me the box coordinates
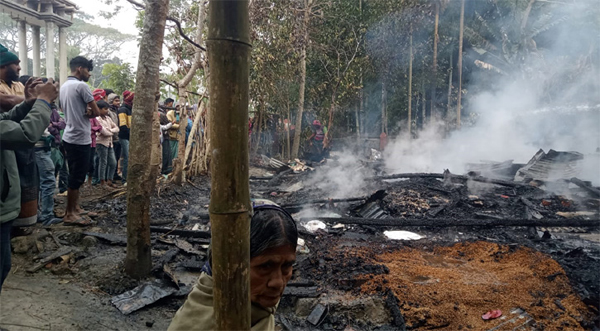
[95,100,119,188]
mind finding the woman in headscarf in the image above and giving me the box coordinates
[168,200,298,330]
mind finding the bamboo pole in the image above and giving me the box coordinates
[457,0,465,129]
[207,1,252,329]
[408,31,413,137]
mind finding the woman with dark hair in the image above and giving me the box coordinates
[168,200,298,331]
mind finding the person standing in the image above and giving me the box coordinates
[166,104,180,164]
[19,75,66,225]
[107,93,121,181]
[95,100,119,188]
[1,78,59,291]
[158,101,173,175]
[0,44,24,112]
[118,90,134,184]
[60,56,101,225]
[87,115,102,186]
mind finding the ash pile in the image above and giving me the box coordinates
[252,147,599,330]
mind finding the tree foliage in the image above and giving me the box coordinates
[101,62,135,94]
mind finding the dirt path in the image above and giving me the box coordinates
[1,274,171,331]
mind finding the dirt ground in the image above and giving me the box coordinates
[1,273,172,331]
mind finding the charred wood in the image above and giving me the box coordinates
[385,291,407,330]
[282,286,319,298]
[27,247,73,273]
[83,232,127,246]
[303,217,600,228]
[150,227,211,238]
[571,177,600,198]
[369,172,528,188]
[151,248,180,274]
[281,196,368,209]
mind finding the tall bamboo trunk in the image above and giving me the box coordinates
[447,51,453,132]
[430,2,439,120]
[421,67,426,129]
[253,104,263,153]
[286,102,291,160]
[207,1,251,329]
[408,31,413,138]
[381,80,386,134]
[124,0,169,279]
[457,0,465,129]
[291,0,310,159]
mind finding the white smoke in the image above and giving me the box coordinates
[383,1,600,185]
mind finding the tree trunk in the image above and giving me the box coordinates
[172,4,206,185]
[457,0,465,129]
[421,68,426,129]
[207,1,252,329]
[124,0,169,279]
[446,51,453,129]
[254,104,263,153]
[381,80,386,134]
[286,102,291,160]
[408,31,413,138]
[291,0,310,159]
[430,2,439,120]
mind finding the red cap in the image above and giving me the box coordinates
[93,88,106,102]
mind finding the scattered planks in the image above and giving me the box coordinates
[27,247,73,273]
[301,217,600,228]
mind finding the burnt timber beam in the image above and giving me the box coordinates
[369,173,528,188]
[302,217,600,228]
[150,226,211,238]
[281,196,368,209]
[571,177,600,198]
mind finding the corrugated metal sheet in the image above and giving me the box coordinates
[514,149,583,182]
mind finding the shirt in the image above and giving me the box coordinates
[96,115,119,148]
[60,77,94,145]
[0,80,24,96]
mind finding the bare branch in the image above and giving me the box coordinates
[125,0,206,51]
[167,16,207,51]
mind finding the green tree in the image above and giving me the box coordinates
[101,62,135,94]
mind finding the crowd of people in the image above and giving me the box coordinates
[0,45,186,292]
[1,43,302,330]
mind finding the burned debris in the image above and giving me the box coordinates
[5,147,599,330]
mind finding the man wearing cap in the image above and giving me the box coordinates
[118,90,134,183]
[106,93,121,181]
[0,44,25,111]
[60,56,101,225]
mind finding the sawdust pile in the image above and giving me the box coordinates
[361,241,593,330]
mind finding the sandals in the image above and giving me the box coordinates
[78,210,99,218]
[64,216,93,226]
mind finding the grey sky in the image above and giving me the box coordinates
[73,0,140,67]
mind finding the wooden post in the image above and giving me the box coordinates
[124,0,169,279]
[408,31,413,137]
[457,0,465,129]
[430,2,440,120]
[207,1,252,329]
